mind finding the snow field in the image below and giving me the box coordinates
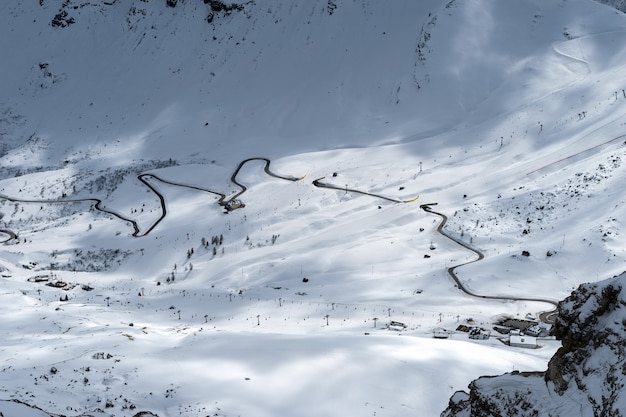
[1,0,626,415]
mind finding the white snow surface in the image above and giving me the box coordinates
[0,0,625,416]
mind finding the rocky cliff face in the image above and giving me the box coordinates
[442,272,626,417]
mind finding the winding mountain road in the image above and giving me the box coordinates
[0,191,141,238]
[0,158,307,241]
[229,157,305,200]
[1,157,560,323]
[312,177,419,203]
[0,229,17,243]
[420,203,559,323]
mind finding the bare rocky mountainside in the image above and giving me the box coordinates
[442,272,626,417]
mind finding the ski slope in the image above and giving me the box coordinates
[1,0,626,415]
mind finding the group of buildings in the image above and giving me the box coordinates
[432,317,552,349]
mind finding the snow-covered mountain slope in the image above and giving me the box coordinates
[442,272,626,417]
[2,0,625,162]
[1,0,626,416]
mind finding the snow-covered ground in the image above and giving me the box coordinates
[1,0,625,415]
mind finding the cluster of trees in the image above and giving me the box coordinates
[49,248,131,272]
[200,234,224,256]
[83,159,177,197]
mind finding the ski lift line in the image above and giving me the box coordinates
[420,203,559,323]
[312,177,419,204]
[526,133,626,176]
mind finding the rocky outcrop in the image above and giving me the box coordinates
[0,398,159,417]
[44,0,254,28]
[51,9,76,27]
[545,274,626,415]
[204,0,253,23]
[442,272,626,417]
[204,0,246,13]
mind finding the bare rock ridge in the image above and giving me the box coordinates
[43,0,622,31]
[46,0,261,28]
[442,271,626,417]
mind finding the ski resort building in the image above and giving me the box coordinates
[509,330,537,348]
[433,328,450,339]
[468,327,491,340]
[224,199,245,211]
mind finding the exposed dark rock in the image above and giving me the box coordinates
[202,0,253,23]
[133,411,160,417]
[51,10,75,27]
[442,272,626,416]
[327,0,337,15]
[205,0,245,13]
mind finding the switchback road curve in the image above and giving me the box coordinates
[420,203,559,323]
[229,157,305,201]
[138,158,305,232]
[0,158,304,240]
[0,158,419,243]
[0,229,17,243]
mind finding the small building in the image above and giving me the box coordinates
[46,280,68,288]
[433,328,450,339]
[501,318,537,332]
[456,324,471,332]
[387,321,407,331]
[524,322,552,337]
[27,274,50,283]
[524,324,543,337]
[509,330,537,348]
[468,327,491,340]
[224,199,245,211]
